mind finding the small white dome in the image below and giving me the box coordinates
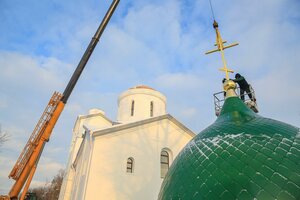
[88,108,105,115]
[117,85,167,123]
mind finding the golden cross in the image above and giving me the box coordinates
[205,20,238,80]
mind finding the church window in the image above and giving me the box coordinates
[150,101,154,117]
[161,150,169,178]
[131,100,135,116]
[126,157,134,173]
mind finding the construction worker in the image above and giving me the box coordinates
[233,73,255,101]
[222,78,227,97]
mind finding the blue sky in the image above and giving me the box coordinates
[1,0,300,193]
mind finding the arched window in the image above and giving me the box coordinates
[150,101,154,117]
[160,150,169,178]
[126,157,134,173]
[131,100,135,116]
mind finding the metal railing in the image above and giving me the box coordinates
[213,85,258,116]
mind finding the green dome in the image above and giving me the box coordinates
[159,96,300,200]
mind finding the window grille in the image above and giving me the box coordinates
[126,157,134,173]
[161,150,169,178]
[150,101,154,117]
[131,100,135,116]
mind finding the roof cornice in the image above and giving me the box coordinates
[91,114,195,138]
[73,112,113,133]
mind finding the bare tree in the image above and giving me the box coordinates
[0,124,9,149]
[28,169,65,200]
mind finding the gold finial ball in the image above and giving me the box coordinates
[223,80,236,91]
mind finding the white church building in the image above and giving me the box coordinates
[59,85,195,200]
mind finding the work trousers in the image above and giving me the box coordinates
[240,87,253,101]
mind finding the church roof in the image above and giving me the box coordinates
[72,114,195,169]
[73,111,113,133]
[91,114,195,138]
[159,96,300,199]
[129,85,156,91]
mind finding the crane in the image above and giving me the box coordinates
[0,0,120,199]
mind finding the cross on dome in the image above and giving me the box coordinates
[205,20,238,80]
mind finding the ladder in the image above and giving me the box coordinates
[9,92,62,180]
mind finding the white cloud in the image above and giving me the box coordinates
[0,0,300,194]
[0,155,15,193]
[0,52,68,94]
[36,158,65,177]
[180,107,197,118]
[155,72,204,90]
[0,96,8,109]
[30,180,47,188]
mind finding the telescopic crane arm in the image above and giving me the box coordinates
[0,1,120,199]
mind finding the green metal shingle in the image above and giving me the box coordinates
[159,97,300,200]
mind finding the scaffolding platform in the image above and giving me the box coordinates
[213,85,258,116]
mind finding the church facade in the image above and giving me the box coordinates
[59,86,195,200]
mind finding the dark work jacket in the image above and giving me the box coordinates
[233,76,249,90]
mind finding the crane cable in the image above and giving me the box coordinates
[208,0,216,21]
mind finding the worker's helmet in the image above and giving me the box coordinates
[235,73,241,78]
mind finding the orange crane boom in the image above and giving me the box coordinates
[0,1,120,199]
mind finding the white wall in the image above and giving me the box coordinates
[70,131,93,199]
[60,87,195,200]
[82,118,193,200]
[117,87,166,123]
[59,111,112,200]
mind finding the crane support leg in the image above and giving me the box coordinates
[19,163,37,200]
